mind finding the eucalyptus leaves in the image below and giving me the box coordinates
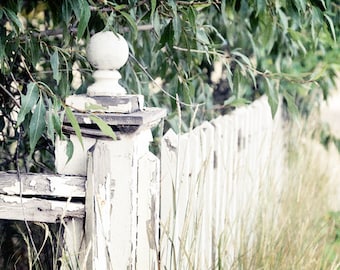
[0,0,339,171]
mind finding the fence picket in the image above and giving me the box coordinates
[160,96,284,269]
[136,152,160,270]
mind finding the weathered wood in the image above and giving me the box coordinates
[65,94,144,113]
[0,194,84,223]
[136,152,160,270]
[0,172,85,198]
[160,128,178,269]
[84,145,96,270]
[85,129,153,270]
[159,95,285,269]
[0,172,86,267]
[63,107,166,127]
[55,135,97,176]
[198,122,215,268]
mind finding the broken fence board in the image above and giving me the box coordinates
[0,172,85,198]
[0,194,84,223]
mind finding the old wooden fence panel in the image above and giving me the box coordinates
[0,95,284,269]
[160,95,284,269]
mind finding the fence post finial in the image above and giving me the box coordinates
[86,31,129,96]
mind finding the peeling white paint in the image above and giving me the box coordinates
[3,182,20,194]
[0,194,84,212]
[29,179,37,187]
[0,194,21,203]
[83,117,92,124]
[50,200,84,212]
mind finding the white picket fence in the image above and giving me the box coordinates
[160,95,284,269]
[0,95,284,269]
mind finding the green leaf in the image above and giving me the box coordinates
[17,82,39,127]
[70,0,82,19]
[309,65,327,81]
[283,91,299,117]
[256,0,266,16]
[151,0,156,20]
[50,50,60,85]
[27,38,40,67]
[53,112,63,138]
[77,0,91,39]
[264,77,279,117]
[46,107,55,144]
[46,97,63,143]
[104,12,115,31]
[278,9,288,34]
[293,0,306,12]
[89,115,116,140]
[233,67,241,96]
[66,139,74,164]
[62,1,72,23]
[231,50,252,67]
[159,21,174,48]
[153,10,161,37]
[29,97,46,156]
[324,14,336,42]
[168,1,181,44]
[4,8,23,32]
[192,2,211,9]
[120,11,137,39]
[224,96,251,107]
[112,4,127,11]
[172,15,181,44]
[85,103,106,111]
[65,107,84,148]
[260,18,275,51]
[196,28,210,45]
[187,7,197,31]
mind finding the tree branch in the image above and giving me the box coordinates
[0,84,20,108]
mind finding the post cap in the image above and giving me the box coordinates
[86,31,129,70]
[86,31,129,96]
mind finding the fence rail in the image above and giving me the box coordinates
[0,172,85,223]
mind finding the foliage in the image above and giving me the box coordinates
[0,0,339,171]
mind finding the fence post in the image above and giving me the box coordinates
[56,31,165,269]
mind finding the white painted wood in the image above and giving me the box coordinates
[159,95,285,270]
[183,128,200,269]
[221,114,237,266]
[0,172,85,198]
[55,134,96,176]
[171,132,190,270]
[198,122,215,268]
[85,130,153,270]
[0,194,84,223]
[211,116,222,249]
[159,128,178,269]
[0,172,86,268]
[136,151,160,270]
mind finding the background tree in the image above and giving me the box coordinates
[0,0,339,172]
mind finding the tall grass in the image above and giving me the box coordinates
[160,112,340,270]
[217,121,340,270]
